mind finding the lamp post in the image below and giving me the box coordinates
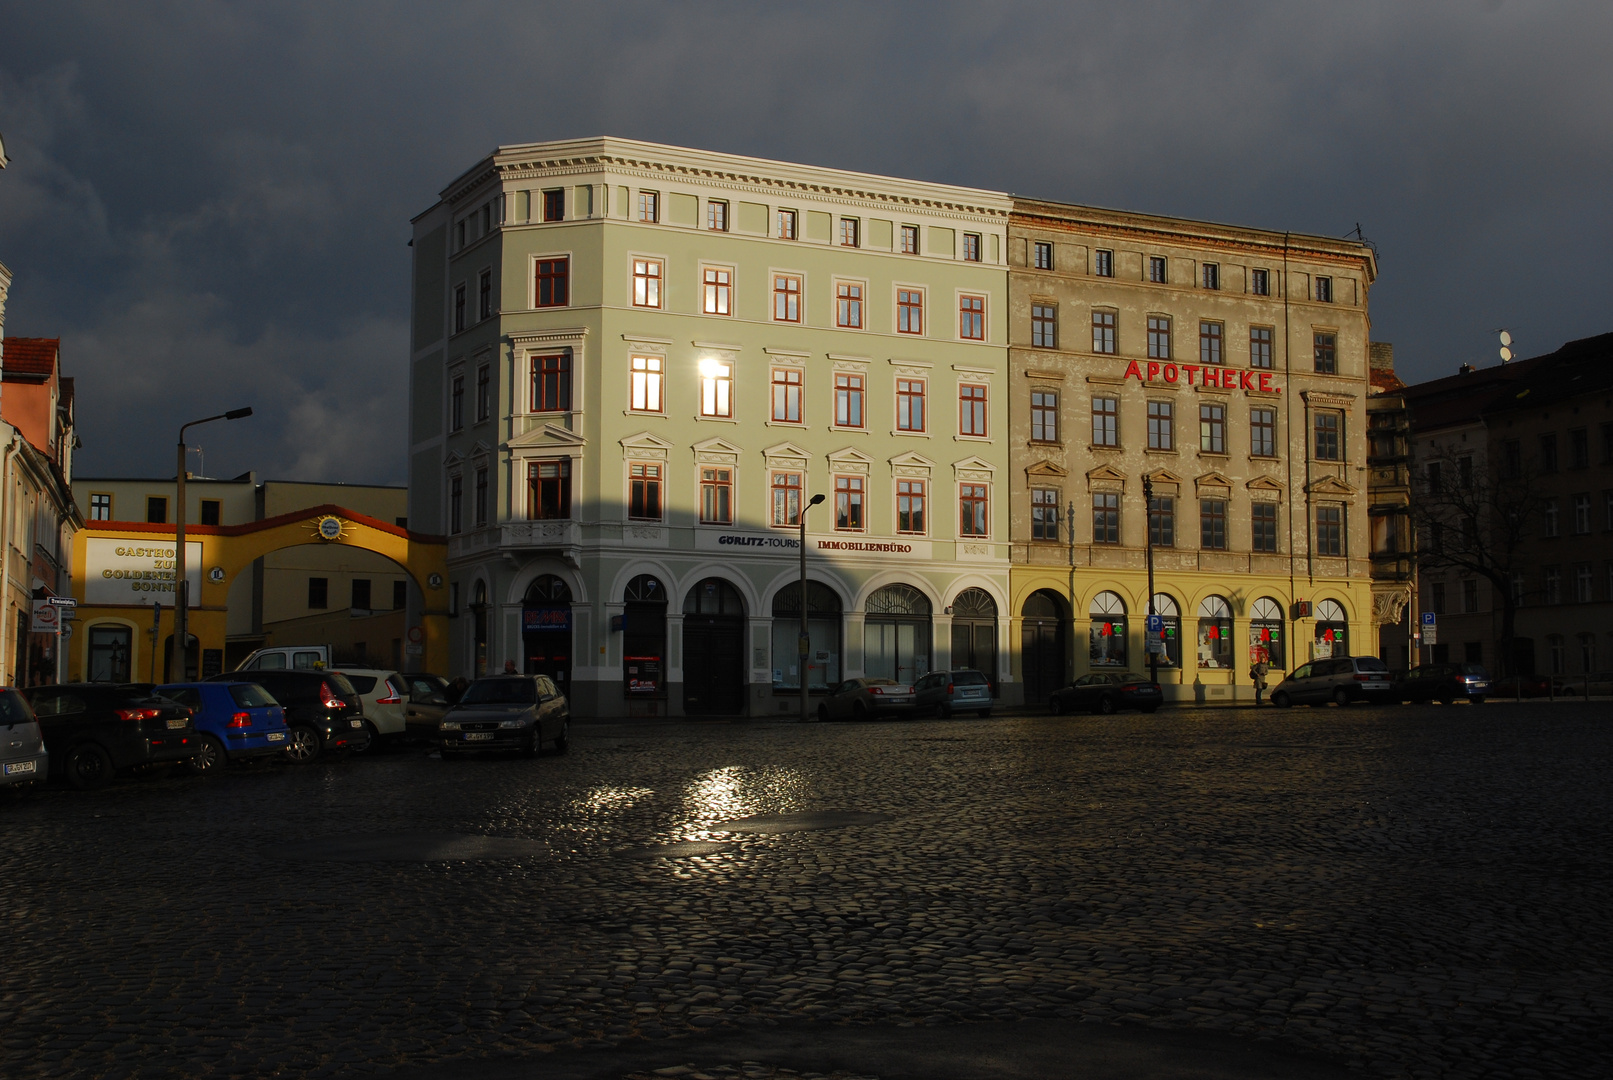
[799,492,826,722]
[1143,476,1159,687]
[171,407,252,683]
[1066,499,1077,681]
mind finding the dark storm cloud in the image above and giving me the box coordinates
[0,0,1608,483]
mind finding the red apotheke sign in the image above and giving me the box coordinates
[1122,360,1280,393]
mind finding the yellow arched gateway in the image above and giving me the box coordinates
[67,505,449,681]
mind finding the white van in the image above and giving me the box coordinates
[236,646,331,672]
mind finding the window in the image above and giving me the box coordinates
[897,289,924,334]
[1544,565,1561,604]
[699,359,732,417]
[1094,249,1113,277]
[1200,498,1228,549]
[453,284,466,333]
[1495,438,1519,478]
[1313,331,1336,374]
[1316,505,1343,556]
[1543,499,1559,537]
[1147,400,1174,450]
[959,484,989,537]
[1034,240,1052,269]
[1603,422,1613,464]
[454,219,465,250]
[308,577,328,609]
[1426,461,1443,493]
[449,477,462,534]
[1251,268,1269,296]
[897,479,926,534]
[476,364,490,421]
[835,372,865,428]
[474,467,488,527]
[1252,502,1278,552]
[528,460,571,520]
[1607,491,1613,531]
[1092,493,1119,544]
[902,224,919,254]
[637,191,658,222]
[1463,578,1479,613]
[772,472,802,526]
[839,218,859,247]
[771,368,802,423]
[834,475,864,530]
[957,383,988,437]
[1576,564,1594,603]
[959,294,985,340]
[450,375,464,431]
[1200,403,1226,453]
[630,355,663,413]
[629,463,662,520]
[1147,316,1171,359]
[1201,263,1219,290]
[700,468,732,524]
[1574,494,1591,534]
[1031,390,1059,443]
[1031,488,1060,541]
[392,579,407,610]
[1199,321,1223,365]
[1091,397,1118,447]
[707,200,727,231]
[963,233,981,261]
[1031,303,1057,348]
[836,281,864,328]
[702,267,732,315]
[632,259,662,308]
[481,204,491,234]
[1315,276,1333,302]
[1251,407,1276,457]
[1314,412,1341,461]
[897,379,926,432]
[1511,573,1525,606]
[777,209,797,239]
[534,258,569,307]
[1430,581,1446,615]
[89,493,112,521]
[772,274,801,322]
[1148,256,1166,283]
[1092,310,1117,354]
[1569,428,1589,469]
[145,496,167,524]
[1459,456,1473,486]
[1149,495,1175,547]
[1540,433,1558,473]
[542,188,563,222]
[1250,326,1273,369]
[532,354,570,412]
[478,269,492,320]
[199,499,221,526]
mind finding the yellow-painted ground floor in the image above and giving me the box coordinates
[1007,565,1376,706]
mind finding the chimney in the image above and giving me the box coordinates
[1369,341,1395,374]
[1458,363,1475,375]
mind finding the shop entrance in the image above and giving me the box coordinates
[865,584,932,685]
[522,574,573,693]
[623,574,668,708]
[949,587,998,695]
[1021,590,1067,704]
[682,578,746,716]
[87,624,133,683]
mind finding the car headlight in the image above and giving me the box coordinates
[440,720,461,731]
[498,719,524,729]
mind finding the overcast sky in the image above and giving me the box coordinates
[1,0,1608,485]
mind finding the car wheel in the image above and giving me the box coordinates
[938,703,953,719]
[1049,696,1064,715]
[977,709,992,718]
[285,726,321,763]
[1140,705,1159,714]
[1471,696,1485,705]
[353,720,381,753]
[1439,696,1455,706]
[552,718,570,754]
[817,704,831,722]
[1095,695,1116,715]
[1333,687,1351,707]
[65,744,114,790]
[188,735,226,775]
[521,727,540,758]
[852,701,869,722]
[1272,691,1292,708]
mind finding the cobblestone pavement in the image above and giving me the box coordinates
[2,702,1610,1079]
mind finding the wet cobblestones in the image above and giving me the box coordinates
[1,703,1610,1078]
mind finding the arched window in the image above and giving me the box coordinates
[625,574,666,603]
[1315,598,1348,659]
[1148,593,1181,668]
[950,588,999,689]
[773,582,843,691]
[867,584,932,616]
[1022,590,1064,620]
[521,575,572,684]
[524,574,572,604]
[1089,590,1127,668]
[951,588,997,619]
[683,578,745,616]
[623,574,668,697]
[1196,595,1232,669]
[1250,596,1285,669]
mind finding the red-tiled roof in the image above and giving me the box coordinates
[2,338,59,377]
[1369,368,1406,393]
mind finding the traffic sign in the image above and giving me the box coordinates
[1146,614,1164,633]
[1421,611,1436,626]
[47,596,76,607]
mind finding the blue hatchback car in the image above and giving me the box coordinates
[157,682,290,774]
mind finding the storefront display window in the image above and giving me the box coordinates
[1089,591,1127,667]
[1196,595,1233,669]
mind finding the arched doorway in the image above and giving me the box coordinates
[1089,591,1127,669]
[522,574,573,692]
[1315,598,1348,660]
[772,581,842,692]
[623,574,668,700]
[865,584,931,684]
[950,587,998,694]
[471,580,489,677]
[682,578,746,716]
[1196,595,1233,670]
[87,624,133,683]
[1149,594,1182,669]
[1250,597,1285,669]
[1021,590,1067,704]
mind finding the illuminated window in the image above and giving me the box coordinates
[630,355,663,413]
[771,368,802,423]
[699,359,732,417]
[773,274,801,322]
[702,267,732,315]
[632,259,662,308]
[772,472,802,526]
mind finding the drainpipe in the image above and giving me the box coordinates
[0,430,17,686]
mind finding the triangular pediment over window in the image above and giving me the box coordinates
[888,451,935,470]
[827,446,875,466]
[952,456,996,475]
[619,430,675,452]
[1025,460,1068,478]
[1306,475,1357,496]
[1195,470,1234,490]
[763,440,811,461]
[692,436,744,457]
[1086,464,1128,484]
[1144,467,1182,485]
[1246,475,1285,493]
[508,421,587,450]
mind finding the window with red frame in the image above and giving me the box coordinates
[531,354,571,412]
[629,463,662,521]
[959,383,987,436]
[959,484,989,537]
[535,258,568,307]
[898,289,924,334]
[897,379,926,432]
[959,294,985,340]
[528,460,571,520]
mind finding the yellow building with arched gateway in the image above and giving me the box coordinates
[66,503,449,682]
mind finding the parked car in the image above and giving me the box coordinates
[438,674,569,758]
[1049,672,1163,715]
[236,645,330,672]
[816,677,917,721]
[1396,663,1491,704]
[400,673,452,742]
[330,668,408,748]
[1492,673,1551,699]
[207,669,366,761]
[913,669,994,718]
[0,688,47,790]
[22,683,198,789]
[1271,656,1394,707]
[157,681,291,772]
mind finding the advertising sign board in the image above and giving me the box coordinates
[84,539,204,605]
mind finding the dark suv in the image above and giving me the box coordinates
[23,683,198,789]
[1397,663,1491,704]
[208,669,366,761]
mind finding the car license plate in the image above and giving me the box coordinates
[4,760,36,776]
[166,718,186,730]
[350,720,363,728]
[267,731,285,742]
[465,732,494,741]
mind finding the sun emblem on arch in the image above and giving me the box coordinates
[310,515,348,542]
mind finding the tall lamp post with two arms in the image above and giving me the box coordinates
[170,408,253,682]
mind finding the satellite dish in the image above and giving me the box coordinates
[1498,330,1512,346]
[1499,347,1513,362]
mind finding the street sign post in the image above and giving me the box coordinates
[1421,611,1437,646]
[1145,614,1166,655]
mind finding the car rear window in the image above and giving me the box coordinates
[253,653,287,669]
[0,689,34,724]
[951,671,988,685]
[325,672,358,697]
[1355,657,1389,673]
[230,684,279,708]
[343,675,378,694]
[163,688,203,710]
[1462,664,1489,676]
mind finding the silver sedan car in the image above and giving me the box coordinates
[816,678,917,722]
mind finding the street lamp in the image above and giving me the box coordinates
[171,407,252,682]
[799,492,826,722]
[1143,475,1159,687]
